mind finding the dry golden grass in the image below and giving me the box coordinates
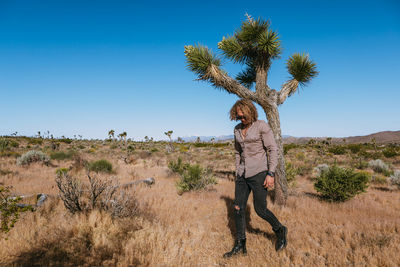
[0,139,399,266]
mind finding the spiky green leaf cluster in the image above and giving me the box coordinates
[184,44,221,77]
[287,53,318,86]
[236,63,256,88]
[217,18,282,87]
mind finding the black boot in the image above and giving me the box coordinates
[223,238,247,258]
[274,225,287,251]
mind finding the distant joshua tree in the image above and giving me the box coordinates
[118,132,127,146]
[184,15,318,205]
[164,130,174,152]
[108,130,115,141]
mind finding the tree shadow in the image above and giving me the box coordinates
[220,196,275,241]
[372,186,394,192]
[303,192,322,199]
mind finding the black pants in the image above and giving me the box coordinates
[234,170,282,240]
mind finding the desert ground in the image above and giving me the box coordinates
[0,137,399,266]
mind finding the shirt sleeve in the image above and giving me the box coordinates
[234,132,242,173]
[260,121,278,173]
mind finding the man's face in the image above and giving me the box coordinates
[236,108,249,125]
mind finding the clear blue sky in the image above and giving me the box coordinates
[1,0,399,140]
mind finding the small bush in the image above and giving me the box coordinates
[16,150,50,166]
[382,147,398,158]
[88,159,113,173]
[55,171,138,217]
[0,168,13,176]
[176,163,217,194]
[295,152,305,161]
[370,174,387,185]
[328,145,346,155]
[59,138,73,144]
[297,164,312,176]
[0,138,19,152]
[0,186,34,233]
[314,165,369,202]
[27,138,43,145]
[368,159,389,174]
[168,157,189,175]
[283,143,298,155]
[389,170,400,188]
[347,144,362,154]
[169,158,216,194]
[351,158,368,170]
[50,150,76,161]
[193,143,208,148]
[285,162,297,184]
[0,151,21,158]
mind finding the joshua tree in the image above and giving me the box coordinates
[184,15,318,205]
[164,130,174,152]
[118,132,127,146]
[108,130,115,141]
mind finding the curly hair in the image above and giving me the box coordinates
[229,99,258,123]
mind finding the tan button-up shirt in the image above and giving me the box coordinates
[234,120,278,178]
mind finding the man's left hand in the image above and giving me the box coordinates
[263,175,274,189]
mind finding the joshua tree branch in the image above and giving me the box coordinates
[204,64,257,101]
[277,79,299,105]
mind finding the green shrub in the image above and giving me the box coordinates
[328,145,346,155]
[16,150,50,166]
[347,144,362,154]
[314,165,369,202]
[168,157,189,175]
[0,186,34,233]
[0,168,13,176]
[0,151,21,158]
[352,158,368,170]
[297,164,312,176]
[382,147,398,158]
[88,159,113,173]
[50,150,76,161]
[295,152,305,161]
[59,138,73,144]
[283,143,298,155]
[0,138,18,152]
[370,174,387,185]
[193,143,208,148]
[285,162,297,184]
[55,168,69,177]
[27,138,43,145]
[176,163,217,194]
[178,144,189,152]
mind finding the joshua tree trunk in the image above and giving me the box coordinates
[261,104,288,205]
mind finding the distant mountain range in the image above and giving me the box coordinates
[177,131,400,144]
